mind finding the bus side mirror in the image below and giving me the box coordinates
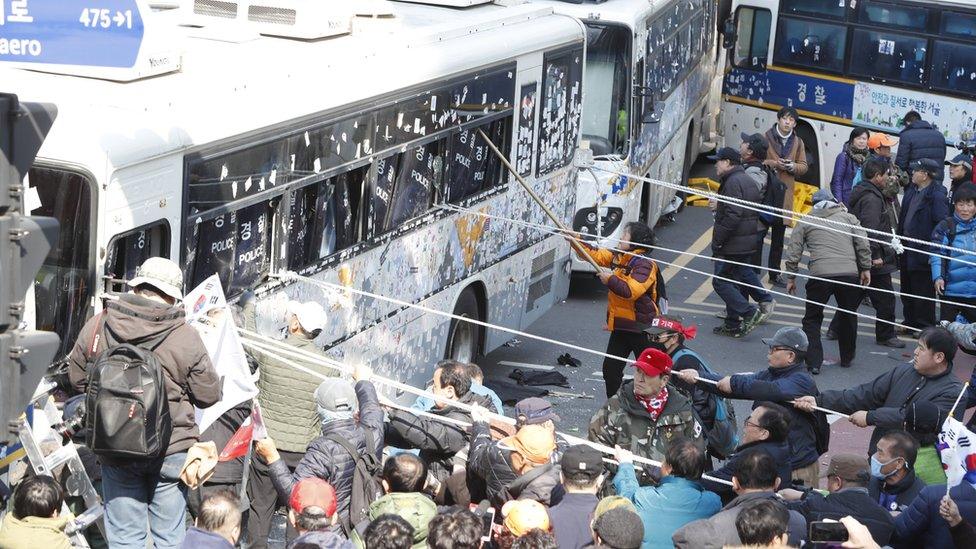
[722,18,736,50]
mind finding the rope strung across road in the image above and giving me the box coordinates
[440,202,976,312]
[237,327,726,483]
[590,165,976,268]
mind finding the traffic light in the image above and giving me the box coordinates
[0,93,60,444]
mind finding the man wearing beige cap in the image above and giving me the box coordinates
[241,294,337,549]
[779,453,894,545]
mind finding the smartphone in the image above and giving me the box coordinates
[480,507,496,542]
[809,520,849,542]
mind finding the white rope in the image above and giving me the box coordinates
[440,202,976,312]
[591,165,976,268]
[238,329,728,483]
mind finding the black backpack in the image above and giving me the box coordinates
[84,315,173,459]
[759,166,786,226]
[325,433,382,535]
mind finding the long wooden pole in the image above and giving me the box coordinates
[476,129,604,272]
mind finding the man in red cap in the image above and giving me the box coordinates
[588,347,704,482]
[284,478,351,548]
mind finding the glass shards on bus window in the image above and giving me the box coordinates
[942,12,976,40]
[107,224,170,284]
[190,201,272,295]
[582,23,631,157]
[780,0,845,20]
[733,8,771,69]
[286,166,366,269]
[186,140,291,213]
[388,141,442,229]
[930,41,976,95]
[27,166,93,360]
[537,47,584,177]
[857,1,929,31]
[849,29,927,86]
[774,18,846,73]
[446,128,492,203]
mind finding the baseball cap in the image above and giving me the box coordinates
[128,257,184,301]
[515,397,560,425]
[707,147,741,164]
[867,132,897,149]
[761,327,809,353]
[911,158,943,177]
[740,132,768,156]
[633,347,673,377]
[822,453,870,483]
[560,444,604,480]
[812,188,836,204]
[287,300,327,333]
[947,152,973,170]
[289,477,337,517]
[501,499,550,536]
[592,507,644,549]
[314,378,357,420]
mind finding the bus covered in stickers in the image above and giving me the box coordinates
[536,0,722,271]
[722,0,975,190]
[7,2,585,392]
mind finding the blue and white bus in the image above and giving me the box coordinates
[722,0,976,191]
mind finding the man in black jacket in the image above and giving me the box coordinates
[845,156,905,348]
[869,430,926,514]
[794,326,964,453]
[780,454,895,545]
[385,360,493,503]
[710,147,774,337]
[895,111,948,181]
[255,363,384,535]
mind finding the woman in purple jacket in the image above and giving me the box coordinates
[831,127,870,205]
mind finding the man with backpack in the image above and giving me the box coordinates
[741,133,786,290]
[643,315,738,460]
[255,363,384,537]
[67,257,222,548]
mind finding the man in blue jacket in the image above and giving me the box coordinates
[614,438,721,549]
[894,482,976,548]
[895,111,948,181]
[675,327,821,488]
[898,158,950,332]
[931,183,976,323]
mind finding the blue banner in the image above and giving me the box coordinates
[724,67,855,121]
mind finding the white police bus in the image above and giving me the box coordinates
[7,1,586,389]
[722,0,976,189]
[534,0,721,271]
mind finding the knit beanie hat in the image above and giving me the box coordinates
[592,507,644,549]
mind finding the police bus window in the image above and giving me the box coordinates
[849,29,927,85]
[387,140,443,229]
[107,223,170,284]
[930,41,976,95]
[774,19,846,73]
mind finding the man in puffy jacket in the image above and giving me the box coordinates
[614,438,721,549]
[794,326,964,454]
[350,453,436,549]
[899,158,950,332]
[931,183,976,322]
[783,188,872,373]
[895,111,948,181]
[710,147,774,338]
[893,480,976,548]
[589,349,705,484]
[68,257,222,548]
[846,156,905,349]
[468,397,565,507]
[676,327,821,488]
[255,363,383,535]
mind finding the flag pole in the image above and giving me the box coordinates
[945,382,970,497]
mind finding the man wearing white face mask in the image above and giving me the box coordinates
[868,430,926,515]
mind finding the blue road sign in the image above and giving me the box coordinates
[0,0,144,68]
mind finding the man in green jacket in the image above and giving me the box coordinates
[243,295,338,549]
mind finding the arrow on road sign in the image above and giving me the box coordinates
[0,0,145,68]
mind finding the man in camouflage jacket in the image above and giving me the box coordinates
[589,348,704,485]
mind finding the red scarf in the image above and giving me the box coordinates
[635,386,669,422]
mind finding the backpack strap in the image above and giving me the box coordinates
[324,433,363,461]
[942,217,958,283]
[85,312,107,363]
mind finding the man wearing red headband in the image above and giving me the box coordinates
[589,347,704,481]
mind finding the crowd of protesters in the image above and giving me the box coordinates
[4,106,976,549]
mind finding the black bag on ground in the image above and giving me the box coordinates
[325,433,382,535]
[84,319,173,459]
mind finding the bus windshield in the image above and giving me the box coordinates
[582,23,631,157]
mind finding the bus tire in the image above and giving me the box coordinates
[445,287,483,363]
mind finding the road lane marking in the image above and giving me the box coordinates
[662,227,714,281]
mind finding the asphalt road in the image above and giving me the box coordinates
[481,181,976,479]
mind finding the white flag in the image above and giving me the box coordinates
[938,416,976,488]
[185,275,259,433]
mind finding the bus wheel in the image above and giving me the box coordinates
[446,287,483,363]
